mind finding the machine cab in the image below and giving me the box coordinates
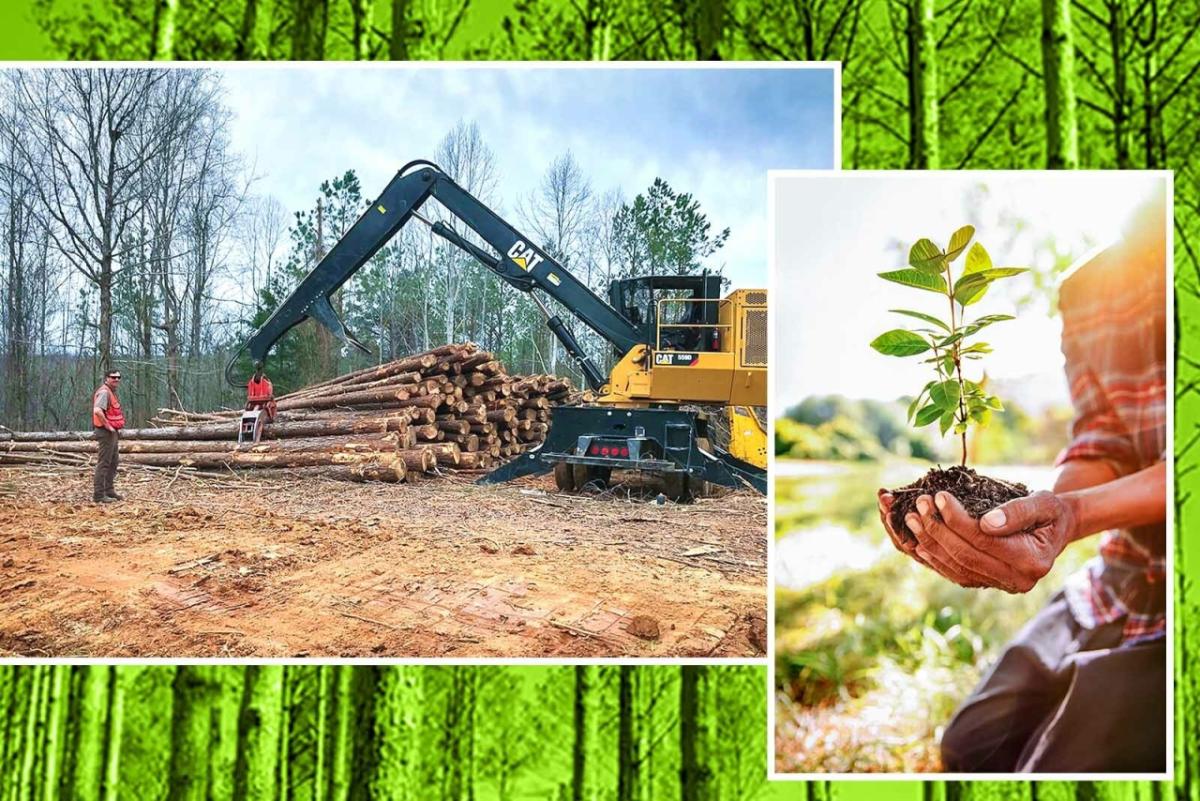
[607,274,725,354]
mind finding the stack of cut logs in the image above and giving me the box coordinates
[0,344,574,484]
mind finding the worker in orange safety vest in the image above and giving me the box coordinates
[246,361,278,423]
[91,369,126,503]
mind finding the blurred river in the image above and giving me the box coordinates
[775,460,1058,590]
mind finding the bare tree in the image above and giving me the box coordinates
[519,151,595,375]
[0,82,39,426]
[135,72,226,408]
[432,120,498,348]
[240,195,287,301]
[11,69,182,375]
[521,152,594,268]
[184,110,244,361]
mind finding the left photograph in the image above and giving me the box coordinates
[0,64,835,657]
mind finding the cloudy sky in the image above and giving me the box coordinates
[219,65,836,291]
[774,171,1169,408]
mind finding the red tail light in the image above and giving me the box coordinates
[620,447,629,457]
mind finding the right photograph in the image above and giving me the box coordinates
[770,171,1171,776]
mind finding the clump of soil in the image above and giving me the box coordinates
[625,615,661,641]
[886,465,1029,544]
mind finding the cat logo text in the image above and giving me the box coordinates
[507,240,545,272]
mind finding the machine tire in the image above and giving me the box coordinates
[578,466,612,490]
[572,464,591,491]
[661,471,693,503]
[554,462,578,493]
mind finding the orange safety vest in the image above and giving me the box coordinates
[247,375,274,404]
[92,385,125,430]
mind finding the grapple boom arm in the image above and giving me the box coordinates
[226,160,641,390]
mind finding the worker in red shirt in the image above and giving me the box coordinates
[246,361,277,423]
[91,369,125,503]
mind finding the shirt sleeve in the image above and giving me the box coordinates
[1053,367,1138,473]
[94,387,110,412]
[1053,255,1141,475]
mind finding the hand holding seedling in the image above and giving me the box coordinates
[903,490,1078,593]
[905,461,1167,591]
[870,226,1039,589]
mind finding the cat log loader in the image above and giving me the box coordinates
[226,160,767,498]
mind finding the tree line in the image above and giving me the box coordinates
[25,0,1198,262]
[0,664,765,801]
[0,67,731,431]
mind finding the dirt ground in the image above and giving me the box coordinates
[0,466,766,658]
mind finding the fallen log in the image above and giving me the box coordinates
[118,449,404,470]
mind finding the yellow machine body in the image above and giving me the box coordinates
[727,406,768,468]
[598,288,768,468]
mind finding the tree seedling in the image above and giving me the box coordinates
[870,226,1031,539]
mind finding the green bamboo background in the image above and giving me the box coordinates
[0,0,1195,796]
[0,664,770,800]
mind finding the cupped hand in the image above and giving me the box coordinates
[910,489,1078,593]
[877,489,930,568]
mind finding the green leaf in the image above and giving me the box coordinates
[878,268,948,294]
[939,407,956,436]
[964,242,992,275]
[930,379,960,410]
[889,308,950,331]
[953,273,990,306]
[974,313,1016,325]
[954,421,970,434]
[907,381,937,421]
[870,329,931,356]
[946,225,974,261]
[915,404,943,427]
[968,408,992,426]
[978,267,1028,280]
[942,355,956,376]
[960,342,992,354]
[961,314,1014,338]
[936,331,965,348]
[985,395,1005,411]
[908,238,945,273]
[955,266,1029,306]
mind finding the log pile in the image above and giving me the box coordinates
[0,343,574,483]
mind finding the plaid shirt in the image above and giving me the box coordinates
[1055,238,1167,645]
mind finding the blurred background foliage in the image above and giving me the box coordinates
[776,394,1073,467]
